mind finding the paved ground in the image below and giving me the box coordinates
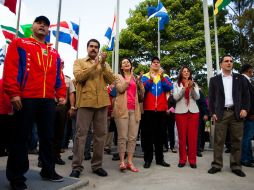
[0,144,253,190]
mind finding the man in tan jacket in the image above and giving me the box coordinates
[70,39,115,178]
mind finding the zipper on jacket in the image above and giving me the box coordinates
[43,72,46,97]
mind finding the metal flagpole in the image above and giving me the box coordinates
[202,0,214,86]
[55,0,62,51]
[157,0,160,59]
[114,0,120,74]
[15,0,22,37]
[76,18,80,59]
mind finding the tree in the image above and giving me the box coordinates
[229,0,254,65]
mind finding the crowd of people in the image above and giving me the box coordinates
[0,15,253,190]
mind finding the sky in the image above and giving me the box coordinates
[0,0,216,79]
[0,0,143,78]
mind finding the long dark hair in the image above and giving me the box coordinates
[119,57,132,78]
[177,66,193,86]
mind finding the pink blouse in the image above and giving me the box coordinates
[126,78,137,110]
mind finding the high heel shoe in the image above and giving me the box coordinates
[126,163,139,172]
[119,162,126,171]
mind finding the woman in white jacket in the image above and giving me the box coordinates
[173,66,200,169]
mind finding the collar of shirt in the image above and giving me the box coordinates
[242,74,251,83]
[221,71,232,78]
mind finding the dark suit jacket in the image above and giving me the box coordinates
[208,73,250,121]
[244,77,254,117]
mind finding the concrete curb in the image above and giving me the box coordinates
[60,178,89,190]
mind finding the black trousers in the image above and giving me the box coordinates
[6,98,56,183]
[164,114,175,149]
[0,114,13,155]
[54,104,67,158]
[142,110,166,163]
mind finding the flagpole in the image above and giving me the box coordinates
[55,0,62,51]
[76,18,80,59]
[202,0,214,86]
[213,14,220,74]
[15,0,22,37]
[157,0,160,59]
[114,0,120,74]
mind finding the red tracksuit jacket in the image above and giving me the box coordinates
[3,37,66,99]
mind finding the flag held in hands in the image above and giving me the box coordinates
[147,2,169,31]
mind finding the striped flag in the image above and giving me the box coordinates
[0,0,17,14]
[0,25,24,44]
[0,47,5,65]
[50,21,79,51]
[104,14,116,51]
[214,0,231,15]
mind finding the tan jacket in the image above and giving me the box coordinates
[112,74,144,122]
[173,82,200,114]
[73,56,115,108]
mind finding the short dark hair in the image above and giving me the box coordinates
[34,16,50,26]
[240,64,253,74]
[87,39,100,49]
[219,54,233,64]
[151,56,160,63]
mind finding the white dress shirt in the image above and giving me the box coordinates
[222,72,234,107]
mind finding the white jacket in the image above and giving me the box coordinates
[173,82,200,114]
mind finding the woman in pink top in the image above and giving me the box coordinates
[113,58,144,172]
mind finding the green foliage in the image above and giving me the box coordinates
[115,0,239,88]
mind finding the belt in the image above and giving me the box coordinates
[224,106,234,111]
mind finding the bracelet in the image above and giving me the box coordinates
[71,106,76,110]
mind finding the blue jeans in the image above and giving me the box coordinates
[241,119,254,162]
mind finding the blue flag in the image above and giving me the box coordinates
[147,2,169,30]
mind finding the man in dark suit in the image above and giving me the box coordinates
[240,64,254,168]
[208,55,250,177]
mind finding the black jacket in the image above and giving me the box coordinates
[208,73,250,121]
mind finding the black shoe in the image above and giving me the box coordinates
[163,147,168,152]
[40,171,64,182]
[224,149,231,153]
[10,181,27,190]
[55,157,66,165]
[28,149,39,155]
[0,151,8,157]
[143,162,151,168]
[68,155,73,160]
[190,164,197,169]
[69,170,80,178]
[112,153,120,161]
[171,148,177,153]
[241,161,254,168]
[156,160,170,167]
[232,169,246,177]
[93,168,108,177]
[84,155,92,160]
[104,148,111,154]
[197,152,203,157]
[208,167,221,174]
[38,160,42,168]
[178,163,185,168]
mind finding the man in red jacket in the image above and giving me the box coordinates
[3,16,66,190]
